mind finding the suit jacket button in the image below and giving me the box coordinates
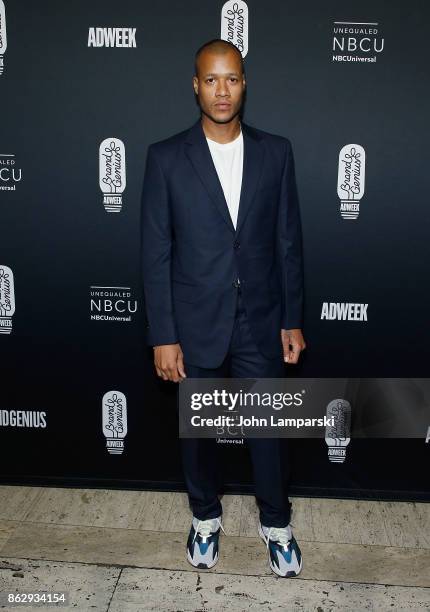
[233,240,240,249]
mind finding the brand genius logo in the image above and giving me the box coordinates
[337,144,365,220]
[102,391,128,455]
[325,399,351,463]
[221,1,248,58]
[88,27,136,48]
[0,0,7,75]
[99,138,126,212]
[0,265,15,334]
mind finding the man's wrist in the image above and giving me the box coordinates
[282,318,302,330]
[153,342,178,349]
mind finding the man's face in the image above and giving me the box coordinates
[193,49,246,124]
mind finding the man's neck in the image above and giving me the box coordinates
[201,115,241,144]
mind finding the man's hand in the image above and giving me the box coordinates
[281,329,306,364]
[153,343,187,382]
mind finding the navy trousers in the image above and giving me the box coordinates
[179,288,293,528]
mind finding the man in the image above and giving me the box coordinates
[140,38,306,578]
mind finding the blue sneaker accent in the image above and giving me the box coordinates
[258,521,303,577]
[186,516,226,569]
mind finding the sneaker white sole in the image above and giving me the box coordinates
[258,522,303,578]
[186,548,219,569]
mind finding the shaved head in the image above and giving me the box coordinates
[192,38,246,129]
[194,38,245,77]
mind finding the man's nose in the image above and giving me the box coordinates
[216,80,229,96]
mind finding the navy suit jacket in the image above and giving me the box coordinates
[140,118,304,369]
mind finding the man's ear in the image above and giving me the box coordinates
[192,76,198,95]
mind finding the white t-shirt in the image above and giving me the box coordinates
[206,129,243,229]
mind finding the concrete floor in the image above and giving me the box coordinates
[0,486,429,611]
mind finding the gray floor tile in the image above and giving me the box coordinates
[0,486,43,522]
[109,566,430,611]
[0,521,19,551]
[0,557,119,612]
[1,521,429,588]
[22,487,107,526]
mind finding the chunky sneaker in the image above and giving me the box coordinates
[258,521,303,577]
[186,515,226,569]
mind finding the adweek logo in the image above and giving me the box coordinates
[102,391,127,455]
[0,0,7,76]
[332,20,384,63]
[0,265,15,334]
[88,27,136,48]
[221,1,248,58]
[321,303,368,321]
[0,153,23,191]
[337,144,365,219]
[90,285,137,322]
[99,138,126,212]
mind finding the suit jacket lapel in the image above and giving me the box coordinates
[236,121,264,237]
[185,118,265,238]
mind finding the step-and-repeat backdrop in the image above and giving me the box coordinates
[1,0,429,500]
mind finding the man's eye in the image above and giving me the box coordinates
[230,78,238,82]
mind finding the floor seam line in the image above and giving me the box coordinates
[0,555,429,589]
